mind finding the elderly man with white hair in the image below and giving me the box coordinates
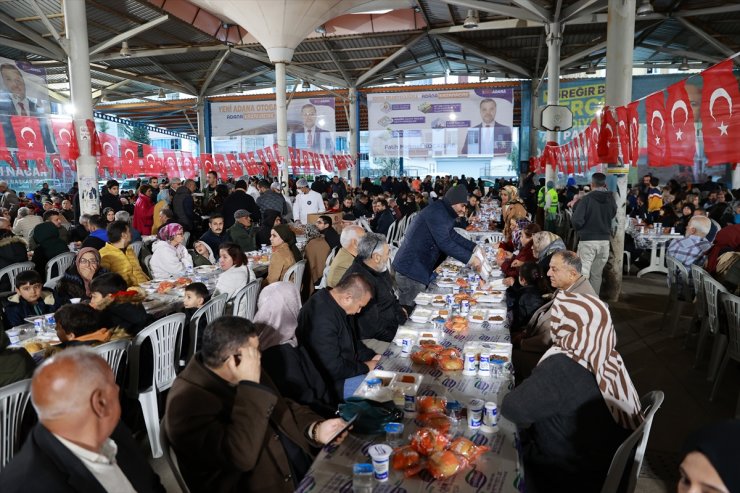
[292,178,323,224]
[0,348,165,492]
[326,224,365,288]
[12,206,42,240]
[667,215,713,272]
[114,210,142,242]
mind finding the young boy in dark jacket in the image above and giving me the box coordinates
[89,272,150,335]
[4,270,59,330]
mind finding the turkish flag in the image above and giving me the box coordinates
[587,119,600,168]
[140,144,157,174]
[163,149,178,177]
[153,151,164,174]
[598,107,619,163]
[700,59,740,165]
[666,81,697,165]
[98,133,119,171]
[245,152,258,175]
[627,101,640,166]
[10,115,45,160]
[225,153,239,177]
[119,139,138,175]
[264,147,278,175]
[272,143,284,165]
[565,143,574,174]
[36,156,48,173]
[645,92,669,166]
[615,106,632,164]
[200,154,214,174]
[213,154,227,179]
[50,119,80,161]
[181,151,196,179]
[50,154,63,174]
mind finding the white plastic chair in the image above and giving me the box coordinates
[160,419,191,493]
[45,252,75,282]
[454,227,472,240]
[600,390,665,493]
[143,255,153,278]
[358,216,373,233]
[710,292,740,412]
[91,338,131,378]
[44,276,62,291]
[385,221,398,245]
[663,256,692,337]
[690,264,708,351]
[283,259,307,291]
[0,262,35,293]
[0,379,32,471]
[701,275,729,382]
[231,279,261,320]
[130,241,143,258]
[184,293,229,363]
[316,247,338,289]
[126,313,186,458]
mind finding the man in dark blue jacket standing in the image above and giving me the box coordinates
[392,185,480,308]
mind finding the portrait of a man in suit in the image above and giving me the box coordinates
[291,103,332,153]
[460,98,512,156]
[0,63,55,153]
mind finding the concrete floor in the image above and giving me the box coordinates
[144,273,740,493]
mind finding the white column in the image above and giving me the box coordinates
[732,164,740,190]
[545,22,562,185]
[348,87,359,186]
[274,61,290,197]
[196,97,207,186]
[601,0,636,303]
[64,0,98,215]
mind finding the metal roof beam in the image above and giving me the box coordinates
[91,79,130,99]
[148,58,197,96]
[199,50,230,97]
[428,18,543,33]
[561,0,606,23]
[92,67,191,95]
[28,0,68,56]
[89,15,169,56]
[639,41,723,64]
[205,68,272,96]
[356,32,426,86]
[230,47,272,65]
[674,4,740,17]
[510,0,551,22]
[674,17,736,60]
[0,36,60,59]
[0,10,64,59]
[559,40,607,69]
[362,57,443,85]
[90,43,229,63]
[285,64,348,88]
[434,34,530,77]
[322,38,352,85]
[438,0,544,23]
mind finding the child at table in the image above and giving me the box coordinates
[48,304,128,356]
[89,272,149,335]
[3,270,60,330]
[508,262,547,333]
[182,282,210,356]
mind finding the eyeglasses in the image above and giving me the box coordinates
[79,258,99,266]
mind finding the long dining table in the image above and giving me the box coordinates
[299,255,524,493]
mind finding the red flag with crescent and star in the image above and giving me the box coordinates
[627,101,640,166]
[200,153,215,174]
[181,151,196,179]
[163,149,178,177]
[98,133,119,171]
[119,139,138,175]
[50,119,80,161]
[615,106,632,164]
[598,107,619,163]
[587,119,600,168]
[10,115,45,160]
[665,81,697,165]
[700,59,740,165]
[140,144,158,174]
[50,154,64,174]
[213,153,228,180]
[226,153,241,177]
[645,92,669,166]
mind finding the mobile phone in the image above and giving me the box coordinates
[326,413,359,445]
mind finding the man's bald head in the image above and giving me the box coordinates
[31,348,120,450]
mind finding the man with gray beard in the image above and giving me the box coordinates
[340,232,407,343]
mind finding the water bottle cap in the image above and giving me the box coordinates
[353,463,373,474]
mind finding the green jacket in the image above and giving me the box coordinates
[226,223,256,252]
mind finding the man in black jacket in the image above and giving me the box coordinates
[0,348,165,492]
[297,273,379,403]
[100,180,122,213]
[221,179,259,228]
[571,172,617,296]
[341,233,406,343]
[371,198,395,236]
[173,179,196,232]
[315,214,340,250]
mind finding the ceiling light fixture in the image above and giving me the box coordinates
[679,57,689,71]
[396,74,406,85]
[586,63,596,75]
[302,80,310,89]
[636,0,654,16]
[100,90,109,103]
[120,41,131,57]
[315,24,327,34]
[157,88,166,98]
[480,69,488,81]
[463,9,479,29]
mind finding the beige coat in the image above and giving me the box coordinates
[326,247,354,288]
[264,243,296,286]
[303,237,330,293]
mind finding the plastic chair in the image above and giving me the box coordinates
[283,260,306,291]
[44,276,62,291]
[623,251,631,275]
[316,247,338,289]
[663,256,692,337]
[184,293,229,363]
[0,379,32,471]
[690,265,708,350]
[45,252,75,282]
[143,255,153,278]
[0,262,35,292]
[91,338,131,378]
[130,241,143,259]
[710,293,740,411]
[600,390,665,493]
[126,313,186,458]
[231,279,261,320]
[182,231,191,246]
[454,227,472,240]
[160,419,191,493]
[385,221,398,244]
[701,275,728,382]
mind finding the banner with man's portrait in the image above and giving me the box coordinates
[367,87,514,158]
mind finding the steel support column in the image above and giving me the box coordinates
[348,87,359,185]
[275,62,290,196]
[196,97,207,186]
[63,0,98,215]
[601,0,636,303]
[545,21,562,184]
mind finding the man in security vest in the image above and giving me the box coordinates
[543,181,559,233]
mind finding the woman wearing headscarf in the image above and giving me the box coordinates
[56,247,110,303]
[501,222,540,285]
[151,188,171,234]
[264,224,300,286]
[674,202,695,236]
[254,281,332,416]
[501,185,528,241]
[502,292,642,493]
[678,420,740,493]
[150,223,193,279]
[532,231,566,285]
[302,224,330,294]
